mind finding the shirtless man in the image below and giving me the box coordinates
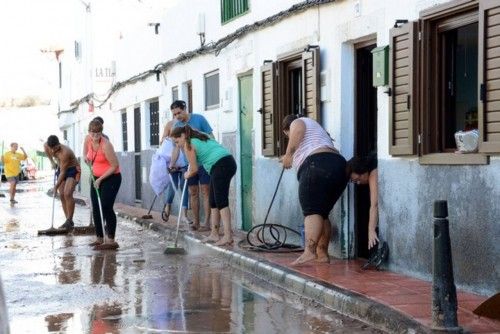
[44,135,81,230]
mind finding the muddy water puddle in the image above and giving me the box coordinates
[0,179,383,333]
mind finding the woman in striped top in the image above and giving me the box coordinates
[281,115,348,266]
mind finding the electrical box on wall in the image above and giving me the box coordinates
[371,45,389,87]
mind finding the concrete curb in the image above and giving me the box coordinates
[117,210,433,334]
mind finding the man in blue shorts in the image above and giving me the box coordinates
[44,135,81,230]
[169,100,213,231]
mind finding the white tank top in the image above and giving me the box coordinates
[293,117,335,170]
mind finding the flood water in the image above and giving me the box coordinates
[0,179,383,333]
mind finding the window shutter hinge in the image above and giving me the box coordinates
[418,134,422,144]
[480,83,486,102]
[418,31,422,41]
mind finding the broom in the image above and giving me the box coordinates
[86,163,119,251]
[72,171,96,235]
[141,195,157,219]
[164,167,188,255]
[37,172,70,236]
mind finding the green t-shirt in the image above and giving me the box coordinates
[190,138,230,173]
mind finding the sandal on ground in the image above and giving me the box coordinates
[93,241,119,251]
[161,211,170,223]
[214,239,234,247]
[89,240,103,246]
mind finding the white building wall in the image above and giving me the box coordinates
[60,0,499,294]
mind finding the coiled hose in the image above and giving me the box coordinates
[238,168,303,253]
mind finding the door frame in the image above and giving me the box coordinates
[238,71,254,231]
[352,38,378,259]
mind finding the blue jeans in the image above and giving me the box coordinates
[163,171,189,208]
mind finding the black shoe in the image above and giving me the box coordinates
[10,199,18,204]
[373,242,389,268]
[58,220,74,230]
[361,241,389,270]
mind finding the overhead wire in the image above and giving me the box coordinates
[66,0,336,111]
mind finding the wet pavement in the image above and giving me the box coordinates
[0,179,384,333]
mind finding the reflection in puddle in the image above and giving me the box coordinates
[1,187,381,333]
[23,254,382,333]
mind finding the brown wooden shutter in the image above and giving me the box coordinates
[261,62,277,156]
[302,47,321,122]
[389,22,418,156]
[478,0,500,154]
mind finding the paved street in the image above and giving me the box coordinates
[0,178,383,333]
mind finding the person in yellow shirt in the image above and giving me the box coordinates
[1,142,27,204]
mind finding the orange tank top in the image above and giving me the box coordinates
[86,138,120,177]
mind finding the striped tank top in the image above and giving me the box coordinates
[292,117,336,170]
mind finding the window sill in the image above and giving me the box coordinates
[205,104,220,111]
[419,153,489,165]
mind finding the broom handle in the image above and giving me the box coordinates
[94,186,107,243]
[146,194,157,215]
[50,172,57,229]
[86,162,107,242]
[174,168,189,247]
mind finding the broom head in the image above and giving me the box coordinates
[37,227,70,236]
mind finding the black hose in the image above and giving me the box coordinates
[238,167,303,253]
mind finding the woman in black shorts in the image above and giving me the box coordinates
[281,115,348,265]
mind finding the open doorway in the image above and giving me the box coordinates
[354,42,377,259]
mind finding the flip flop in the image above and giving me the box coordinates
[88,240,103,246]
[93,242,119,251]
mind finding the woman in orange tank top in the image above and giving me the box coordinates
[86,119,122,250]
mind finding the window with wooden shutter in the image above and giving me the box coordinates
[478,0,500,154]
[389,22,418,156]
[302,47,321,122]
[261,62,277,156]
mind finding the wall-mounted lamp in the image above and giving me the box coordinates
[40,48,64,62]
[394,19,409,28]
[148,22,160,34]
[155,70,161,82]
[304,44,319,52]
[197,13,206,47]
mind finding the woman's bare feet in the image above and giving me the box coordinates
[315,255,330,263]
[291,251,317,266]
[89,238,103,246]
[214,236,233,246]
[198,225,211,232]
[316,249,330,263]
[202,234,220,243]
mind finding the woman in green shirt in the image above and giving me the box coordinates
[171,125,237,246]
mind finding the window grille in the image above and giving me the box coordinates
[149,101,160,146]
[221,0,249,24]
[121,112,128,151]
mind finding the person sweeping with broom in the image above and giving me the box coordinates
[44,136,81,230]
[85,119,121,250]
[170,125,236,246]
